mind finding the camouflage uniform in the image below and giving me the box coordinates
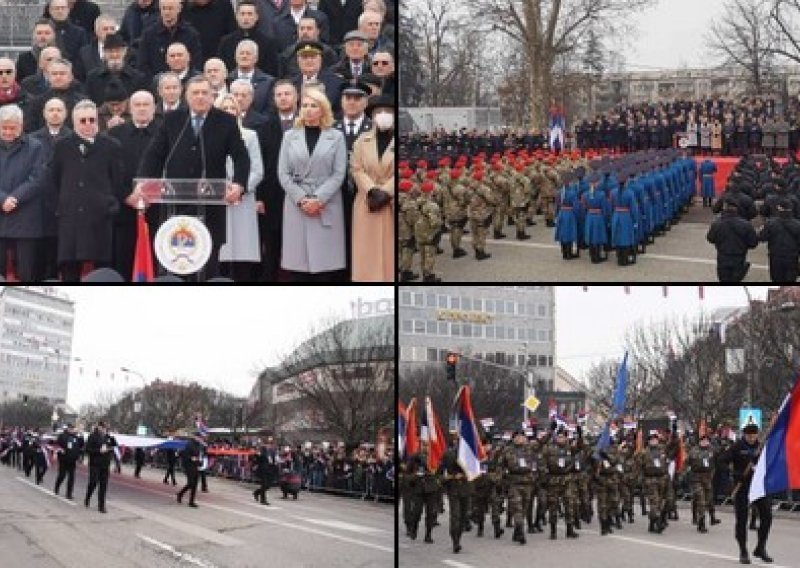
[525,163,542,225]
[501,439,534,544]
[398,188,419,281]
[596,444,623,534]
[540,166,561,226]
[618,443,638,523]
[406,451,441,542]
[572,441,592,528]
[509,169,531,239]
[542,438,579,539]
[525,439,545,533]
[441,447,472,553]
[415,189,442,282]
[635,441,669,533]
[686,443,719,532]
[443,175,470,257]
[471,445,505,538]
[489,167,511,238]
[467,177,494,259]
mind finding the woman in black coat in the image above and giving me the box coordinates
[50,99,123,281]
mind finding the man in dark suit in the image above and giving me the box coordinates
[318,0,362,47]
[85,33,148,105]
[24,58,87,134]
[108,90,161,280]
[73,14,118,82]
[227,40,275,114]
[44,0,101,39]
[182,0,237,66]
[137,76,250,279]
[218,0,280,78]
[252,0,288,40]
[50,100,124,282]
[154,72,186,118]
[333,81,372,281]
[163,42,202,90]
[277,17,338,79]
[273,0,330,52]
[256,78,297,281]
[230,80,269,129]
[15,19,58,84]
[47,0,90,62]
[291,41,343,115]
[136,0,203,83]
[331,31,372,83]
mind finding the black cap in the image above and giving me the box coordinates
[103,80,128,103]
[104,32,127,50]
[342,80,370,97]
[743,423,759,434]
[366,93,393,116]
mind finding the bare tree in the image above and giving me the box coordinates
[471,0,657,131]
[768,0,800,64]
[707,0,777,94]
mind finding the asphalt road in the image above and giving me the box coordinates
[399,501,799,568]
[0,459,393,568]
[435,202,774,282]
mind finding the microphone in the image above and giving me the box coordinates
[197,114,210,197]
[161,112,192,180]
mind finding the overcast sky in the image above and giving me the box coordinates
[1,287,393,410]
[556,285,778,383]
[627,0,726,70]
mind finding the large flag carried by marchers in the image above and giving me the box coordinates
[398,400,407,460]
[455,385,486,481]
[405,398,420,458]
[749,375,800,503]
[596,351,629,457]
[423,397,447,473]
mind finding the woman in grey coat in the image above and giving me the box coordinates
[278,88,347,281]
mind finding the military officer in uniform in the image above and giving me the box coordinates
[501,431,534,545]
[406,440,441,543]
[440,433,472,553]
[54,423,83,499]
[636,431,669,533]
[543,427,579,540]
[686,432,721,533]
[467,169,493,261]
[416,181,442,282]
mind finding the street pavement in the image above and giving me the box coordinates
[399,502,799,568]
[0,459,393,568]
[436,202,773,282]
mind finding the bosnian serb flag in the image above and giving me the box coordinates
[749,375,800,503]
[405,398,420,458]
[455,385,486,481]
[398,400,407,460]
[423,397,446,473]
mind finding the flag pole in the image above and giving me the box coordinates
[729,400,782,500]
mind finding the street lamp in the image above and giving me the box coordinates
[121,367,147,435]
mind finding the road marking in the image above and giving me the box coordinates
[199,502,393,553]
[443,560,477,568]
[293,517,391,535]
[16,477,77,506]
[610,534,791,568]
[243,501,283,511]
[137,534,218,568]
[461,235,769,270]
[112,500,242,547]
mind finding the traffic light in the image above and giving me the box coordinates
[446,352,459,382]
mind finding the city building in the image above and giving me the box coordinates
[0,286,75,405]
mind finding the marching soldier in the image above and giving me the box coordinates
[543,427,579,540]
[406,440,441,544]
[635,431,669,533]
[54,423,83,499]
[510,163,532,240]
[618,439,637,524]
[718,423,774,565]
[443,168,470,258]
[416,181,443,282]
[596,439,622,535]
[467,169,493,261]
[441,433,472,554]
[686,432,721,533]
[500,431,534,545]
[398,178,420,282]
[85,421,118,513]
[540,162,560,227]
[489,160,511,240]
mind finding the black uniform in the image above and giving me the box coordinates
[134,447,146,478]
[252,445,278,504]
[758,209,800,282]
[718,435,773,564]
[177,438,202,507]
[85,429,117,512]
[33,438,48,485]
[440,445,472,553]
[706,209,759,282]
[163,448,177,485]
[54,429,84,498]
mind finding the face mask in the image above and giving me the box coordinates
[373,111,393,131]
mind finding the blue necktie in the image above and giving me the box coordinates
[193,115,204,137]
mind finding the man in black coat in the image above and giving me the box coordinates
[24,59,86,134]
[273,0,330,52]
[84,421,117,513]
[256,79,296,281]
[163,448,178,485]
[277,17,338,79]
[758,198,800,282]
[15,19,58,85]
[54,423,83,499]
[108,90,161,280]
[291,41,343,115]
[119,0,160,47]
[44,0,101,39]
[706,199,759,283]
[331,31,372,84]
[47,0,91,62]
[136,0,203,83]
[137,76,249,279]
[85,33,148,105]
[50,99,124,282]
[182,0,237,66]
[318,0,362,47]
[252,436,278,505]
[218,0,280,78]
[177,433,203,507]
[73,14,119,82]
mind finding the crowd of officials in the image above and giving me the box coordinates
[0,0,395,282]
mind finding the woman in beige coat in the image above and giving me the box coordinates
[350,94,395,281]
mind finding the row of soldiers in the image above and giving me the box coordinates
[397,151,588,282]
[400,422,724,554]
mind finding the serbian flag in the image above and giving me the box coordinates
[405,398,420,458]
[397,400,407,460]
[423,397,446,473]
[132,210,154,282]
[749,375,800,503]
[455,385,486,480]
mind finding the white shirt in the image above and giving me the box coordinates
[344,115,363,134]
[291,8,304,24]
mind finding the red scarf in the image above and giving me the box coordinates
[0,83,21,105]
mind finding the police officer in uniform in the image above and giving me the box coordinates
[719,423,774,565]
[177,431,203,508]
[85,421,117,513]
[54,423,83,499]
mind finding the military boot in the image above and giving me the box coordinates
[463,520,471,532]
[424,528,434,543]
[452,536,461,554]
[475,250,491,260]
[648,518,656,533]
[493,521,504,539]
[476,521,484,537]
[423,273,442,283]
[574,517,581,530]
[452,247,467,259]
[409,524,418,540]
[606,517,614,534]
[493,230,506,240]
[753,541,773,563]
[600,519,610,536]
[739,540,751,565]
[615,514,623,529]
[566,524,579,539]
[531,519,542,533]
[517,230,531,241]
[627,510,634,524]
[550,521,557,540]
[399,270,419,282]
[698,514,708,533]
[710,509,721,525]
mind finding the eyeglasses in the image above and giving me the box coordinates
[372,61,390,66]
[78,117,97,124]
[0,69,13,75]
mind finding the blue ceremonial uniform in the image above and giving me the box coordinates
[582,187,610,247]
[555,183,579,244]
[699,159,717,204]
[610,180,639,265]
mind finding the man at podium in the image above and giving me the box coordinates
[136,75,249,278]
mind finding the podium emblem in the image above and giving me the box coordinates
[154,215,212,275]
